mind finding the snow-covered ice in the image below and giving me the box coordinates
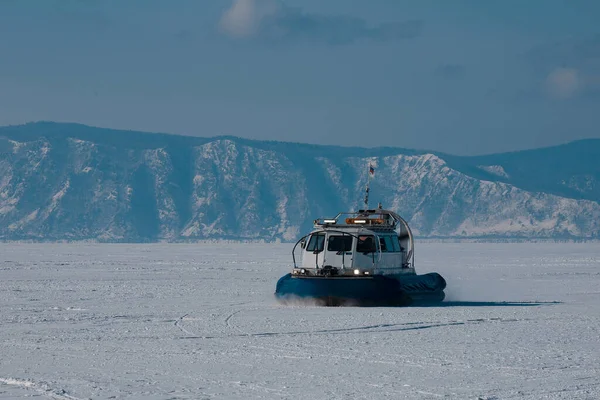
[1,243,599,399]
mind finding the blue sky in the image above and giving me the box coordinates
[0,0,599,155]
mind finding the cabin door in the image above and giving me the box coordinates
[303,232,326,269]
[352,234,379,269]
[323,234,354,270]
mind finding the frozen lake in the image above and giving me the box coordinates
[1,243,599,399]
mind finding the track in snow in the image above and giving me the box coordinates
[0,377,82,400]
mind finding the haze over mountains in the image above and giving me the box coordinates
[1,122,599,241]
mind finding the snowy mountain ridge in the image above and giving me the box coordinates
[1,122,599,241]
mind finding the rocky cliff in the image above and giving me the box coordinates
[1,122,599,241]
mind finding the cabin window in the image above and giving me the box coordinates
[384,236,397,252]
[379,237,388,252]
[356,235,377,253]
[390,236,401,252]
[306,233,325,252]
[397,236,405,251]
[327,235,353,252]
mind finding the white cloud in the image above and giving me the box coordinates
[545,67,580,99]
[218,0,423,44]
[219,0,278,38]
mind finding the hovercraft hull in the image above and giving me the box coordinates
[275,272,446,307]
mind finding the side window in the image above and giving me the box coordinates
[390,236,401,252]
[397,236,405,251]
[306,233,325,252]
[357,235,376,253]
[383,236,395,252]
[379,237,388,252]
[328,235,353,252]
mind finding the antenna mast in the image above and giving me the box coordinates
[364,163,374,208]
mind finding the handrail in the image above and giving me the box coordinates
[291,233,313,268]
[388,211,414,267]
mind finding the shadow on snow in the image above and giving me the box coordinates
[419,301,562,307]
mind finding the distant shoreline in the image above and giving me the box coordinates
[1,238,599,244]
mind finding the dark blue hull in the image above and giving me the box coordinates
[275,272,446,306]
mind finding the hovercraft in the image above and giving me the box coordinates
[275,203,446,306]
